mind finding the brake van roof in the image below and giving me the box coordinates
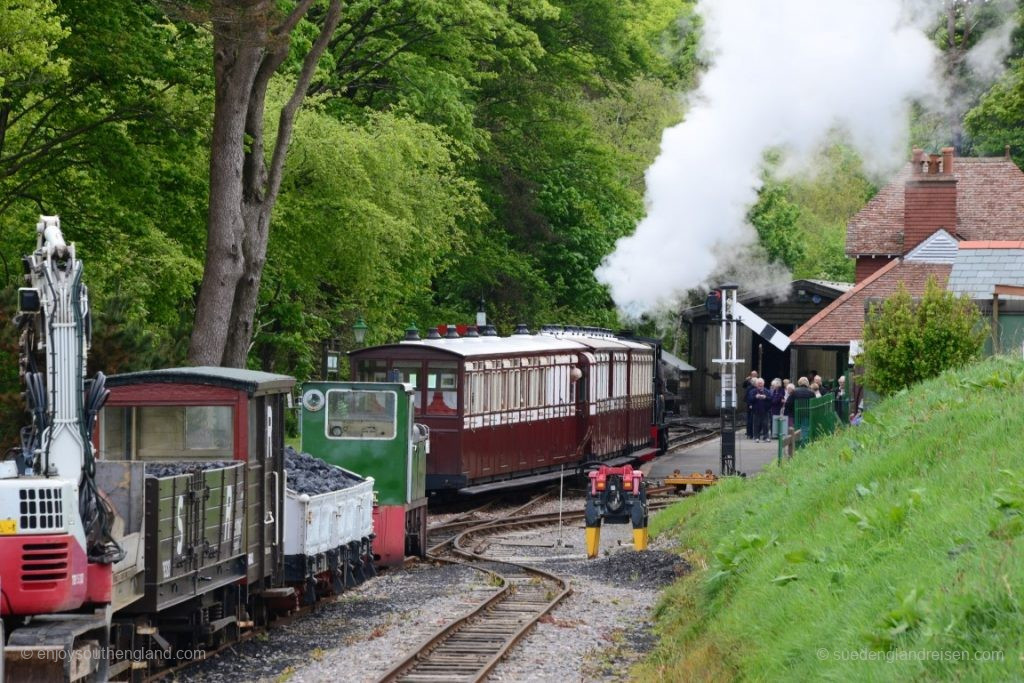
[106,366,296,396]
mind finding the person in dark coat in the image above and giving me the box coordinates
[743,370,758,438]
[751,378,772,442]
[792,376,815,436]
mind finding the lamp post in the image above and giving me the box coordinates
[476,298,486,328]
[321,338,340,379]
[353,317,368,346]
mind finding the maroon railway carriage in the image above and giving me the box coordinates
[349,326,664,492]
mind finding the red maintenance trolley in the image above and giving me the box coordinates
[349,325,667,493]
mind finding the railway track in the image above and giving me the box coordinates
[380,496,675,682]
[666,424,719,451]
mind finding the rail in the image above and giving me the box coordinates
[380,497,673,682]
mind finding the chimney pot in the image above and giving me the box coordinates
[912,148,924,173]
[941,147,954,174]
[928,154,941,174]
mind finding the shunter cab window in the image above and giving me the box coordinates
[426,362,458,415]
[325,390,397,440]
[100,405,234,460]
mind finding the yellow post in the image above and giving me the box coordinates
[632,527,649,551]
[585,526,601,558]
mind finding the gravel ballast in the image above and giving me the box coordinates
[183,563,487,683]
[182,496,687,682]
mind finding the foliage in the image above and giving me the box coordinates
[256,103,482,374]
[964,59,1024,165]
[859,277,987,396]
[748,179,804,271]
[640,356,1024,681]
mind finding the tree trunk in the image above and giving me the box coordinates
[188,5,266,366]
[189,0,343,368]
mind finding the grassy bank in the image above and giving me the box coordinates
[639,357,1024,681]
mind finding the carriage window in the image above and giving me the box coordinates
[325,390,396,439]
[426,362,458,415]
[135,405,234,459]
[357,359,388,382]
[101,406,130,459]
[392,362,423,409]
[186,406,233,450]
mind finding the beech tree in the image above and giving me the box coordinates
[188,0,343,367]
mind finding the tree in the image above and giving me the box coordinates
[859,277,987,395]
[747,179,804,271]
[188,0,344,368]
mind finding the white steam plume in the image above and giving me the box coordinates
[596,0,945,314]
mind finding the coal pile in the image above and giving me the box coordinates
[285,446,364,496]
[145,461,236,478]
[571,549,689,589]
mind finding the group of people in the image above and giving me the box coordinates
[742,370,847,442]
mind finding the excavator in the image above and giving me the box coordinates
[1,217,122,681]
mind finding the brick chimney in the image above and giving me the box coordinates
[903,146,957,253]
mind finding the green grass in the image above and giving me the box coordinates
[638,356,1024,682]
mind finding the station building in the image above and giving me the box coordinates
[790,148,1024,367]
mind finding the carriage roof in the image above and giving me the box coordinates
[351,331,651,359]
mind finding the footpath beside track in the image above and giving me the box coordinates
[378,495,676,683]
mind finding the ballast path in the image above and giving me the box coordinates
[379,493,569,683]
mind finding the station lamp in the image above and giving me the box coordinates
[321,337,341,379]
[705,289,722,317]
[353,317,368,345]
[476,298,487,328]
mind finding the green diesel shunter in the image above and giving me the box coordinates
[300,381,428,566]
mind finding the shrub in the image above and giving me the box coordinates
[859,276,987,395]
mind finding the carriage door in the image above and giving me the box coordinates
[262,399,282,578]
[576,353,595,459]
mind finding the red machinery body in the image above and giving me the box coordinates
[0,535,89,615]
[584,464,649,558]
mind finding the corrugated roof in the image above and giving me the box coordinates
[847,158,1024,256]
[948,247,1024,300]
[789,260,952,347]
[662,350,696,373]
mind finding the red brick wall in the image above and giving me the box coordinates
[855,256,894,284]
[903,179,956,253]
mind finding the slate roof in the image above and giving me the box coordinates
[947,242,1024,300]
[846,158,1024,256]
[789,260,952,347]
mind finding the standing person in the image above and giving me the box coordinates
[834,375,847,417]
[792,377,815,438]
[743,370,758,439]
[811,382,821,398]
[813,374,824,394]
[769,378,784,437]
[752,378,772,442]
[783,383,796,429]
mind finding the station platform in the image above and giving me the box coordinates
[643,431,780,480]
